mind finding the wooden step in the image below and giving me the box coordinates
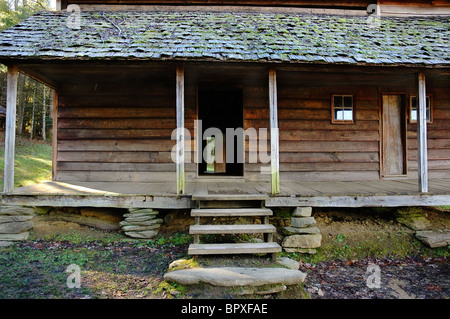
[191,208,273,217]
[190,224,276,235]
[188,242,282,255]
[192,194,269,201]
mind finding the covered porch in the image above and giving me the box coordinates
[1,9,449,207]
[2,62,443,198]
[3,178,450,209]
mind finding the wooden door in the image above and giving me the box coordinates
[382,95,406,176]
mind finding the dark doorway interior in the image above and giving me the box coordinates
[198,88,244,176]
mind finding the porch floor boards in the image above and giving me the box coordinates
[3,179,450,208]
[5,179,450,197]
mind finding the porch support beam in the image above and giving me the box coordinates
[52,91,58,181]
[269,68,280,195]
[417,72,428,193]
[176,66,185,195]
[3,66,19,193]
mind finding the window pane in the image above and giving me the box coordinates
[344,96,353,108]
[411,96,417,110]
[335,109,344,121]
[334,109,353,121]
[343,110,353,121]
[411,96,431,122]
[334,96,342,108]
[410,109,417,122]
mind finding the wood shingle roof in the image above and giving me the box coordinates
[0,10,448,66]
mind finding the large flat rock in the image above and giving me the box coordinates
[415,230,450,248]
[164,267,306,287]
[0,221,34,234]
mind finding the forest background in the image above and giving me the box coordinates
[0,0,54,141]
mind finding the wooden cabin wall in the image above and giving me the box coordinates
[55,66,271,183]
[54,66,450,184]
[407,86,450,179]
[243,83,271,182]
[55,70,195,183]
[271,71,381,182]
[268,70,450,182]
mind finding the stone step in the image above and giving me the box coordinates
[190,224,276,235]
[191,208,273,217]
[188,242,282,255]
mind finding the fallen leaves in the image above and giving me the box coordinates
[425,284,442,292]
[302,256,449,299]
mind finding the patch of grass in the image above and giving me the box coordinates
[167,258,200,272]
[131,232,192,249]
[154,281,187,298]
[0,244,94,298]
[284,231,449,265]
[156,232,192,246]
[0,133,52,188]
[0,233,190,299]
[36,229,125,245]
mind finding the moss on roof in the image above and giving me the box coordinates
[0,10,448,65]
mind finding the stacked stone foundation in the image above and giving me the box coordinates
[281,207,322,254]
[0,206,35,247]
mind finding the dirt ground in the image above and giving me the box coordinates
[302,207,449,299]
[3,206,449,299]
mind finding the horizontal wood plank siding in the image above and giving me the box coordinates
[56,71,182,182]
[407,87,450,179]
[55,67,450,184]
[274,71,380,182]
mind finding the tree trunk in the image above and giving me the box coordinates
[16,73,27,136]
[42,85,46,141]
[30,82,37,139]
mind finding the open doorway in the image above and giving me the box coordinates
[197,88,244,176]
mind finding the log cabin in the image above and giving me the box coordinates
[0,0,449,254]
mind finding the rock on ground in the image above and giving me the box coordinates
[0,221,34,234]
[0,232,30,241]
[282,226,320,235]
[415,230,450,248]
[164,267,307,287]
[282,233,322,249]
[0,206,35,216]
[291,217,316,228]
[0,215,33,223]
[276,257,300,270]
[0,241,14,247]
[292,207,312,217]
[124,230,158,239]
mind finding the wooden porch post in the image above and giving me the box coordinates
[176,66,185,195]
[3,66,19,193]
[417,72,428,193]
[52,91,58,181]
[269,68,280,195]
